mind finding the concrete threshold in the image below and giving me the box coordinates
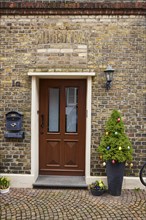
[33,175,87,189]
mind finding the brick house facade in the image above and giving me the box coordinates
[0,0,146,188]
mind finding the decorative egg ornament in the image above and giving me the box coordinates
[107,146,110,150]
[112,160,116,164]
[99,155,103,160]
[130,163,133,168]
[117,118,121,122]
[103,162,106,166]
[119,146,122,151]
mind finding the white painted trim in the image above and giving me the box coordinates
[1,174,145,189]
[123,177,146,189]
[28,72,95,77]
[85,76,92,179]
[28,72,95,187]
[86,176,146,189]
[31,76,39,181]
[0,174,34,188]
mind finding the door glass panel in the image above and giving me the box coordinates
[48,88,60,132]
[65,87,78,133]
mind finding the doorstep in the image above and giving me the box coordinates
[33,175,87,189]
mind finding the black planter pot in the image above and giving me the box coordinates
[106,161,125,196]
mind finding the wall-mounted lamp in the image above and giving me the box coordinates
[104,65,115,90]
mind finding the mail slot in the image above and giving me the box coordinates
[4,111,24,139]
[6,111,22,131]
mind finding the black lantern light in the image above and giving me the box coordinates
[104,65,114,90]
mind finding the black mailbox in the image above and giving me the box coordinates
[4,111,24,139]
[6,111,22,131]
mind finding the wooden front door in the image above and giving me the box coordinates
[39,79,86,176]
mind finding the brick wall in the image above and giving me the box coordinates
[0,14,145,176]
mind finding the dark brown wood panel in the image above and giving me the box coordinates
[39,79,86,176]
[46,140,61,167]
[64,140,78,168]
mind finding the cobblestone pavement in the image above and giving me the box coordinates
[0,188,146,220]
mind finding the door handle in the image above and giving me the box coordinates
[41,114,44,129]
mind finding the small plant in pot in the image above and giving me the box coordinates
[0,176,11,194]
[97,110,133,196]
[88,180,107,196]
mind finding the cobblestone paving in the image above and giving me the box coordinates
[0,189,146,220]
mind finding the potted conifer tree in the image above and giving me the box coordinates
[97,110,133,196]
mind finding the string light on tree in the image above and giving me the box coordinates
[119,146,122,151]
[115,131,118,135]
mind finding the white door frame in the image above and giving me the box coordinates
[28,72,95,183]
